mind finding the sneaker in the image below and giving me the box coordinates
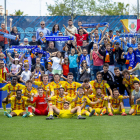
[89,109,95,117]
[4,111,8,116]
[121,112,127,116]
[100,113,103,116]
[6,113,12,118]
[108,112,113,116]
[132,113,136,116]
[22,112,30,118]
[29,114,34,117]
[102,110,106,114]
[46,116,54,120]
[77,115,86,119]
[94,113,99,116]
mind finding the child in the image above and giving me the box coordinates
[62,57,69,78]
[121,47,135,70]
[45,64,53,82]
[0,53,6,64]
[20,63,32,83]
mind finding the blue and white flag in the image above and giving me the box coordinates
[45,36,74,41]
[81,22,109,28]
[0,31,18,40]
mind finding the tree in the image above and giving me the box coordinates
[46,0,129,16]
[10,10,28,16]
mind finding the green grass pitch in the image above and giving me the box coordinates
[0,109,139,140]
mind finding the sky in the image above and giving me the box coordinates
[0,0,137,16]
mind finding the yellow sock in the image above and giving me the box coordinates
[49,111,53,116]
[2,103,7,111]
[122,108,125,113]
[85,111,90,116]
[77,111,81,116]
[89,107,92,112]
[108,108,112,113]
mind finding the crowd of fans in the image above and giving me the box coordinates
[0,18,140,118]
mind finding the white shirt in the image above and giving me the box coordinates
[11,64,20,74]
[20,70,32,82]
[51,57,63,70]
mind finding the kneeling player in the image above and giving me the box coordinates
[108,88,129,116]
[28,87,49,116]
[46,101,86,119]
[129,81,140,115]
[4,90,30,118]
[88,88,108,116]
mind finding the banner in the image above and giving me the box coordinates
[11,45,38,49]
[81,22,109,28]
[119,33,140,38]
[45,36,74,41]
[0,31,18,40]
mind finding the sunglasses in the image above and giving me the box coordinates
[15,55,19,57]
[41,24,45,25]
[0,63,4,64]
[83,62,86,63]
[59,34,63,35]
[24,41,28,42]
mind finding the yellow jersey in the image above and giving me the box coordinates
[90,80,110,96]
[10,96,28,110]
[34,81,52,96]
[0,76,4,83]
[109,95,123,108]
[123,75,139,91]
[50,95,73,110]
[89,94,107,108]
[50,81,64,96]
[62,82,81,97]
[2,83,26,97]
[22,87,38,97]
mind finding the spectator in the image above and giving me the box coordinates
[121,47,135,70]
[66,40,75,51]
[37,32,48,51]
[108,30,116,42]
[50,24,60,36]
[0,53,6,64]
[62,57,69,78]
[36,21,50,40]
[46,41,58,56]
[79,48,90,67]
[20,38,29,46]
[90,43,103,79]
[64,19,78,42]
[9,18,20,46]
[123,37,138,49]
[114,41,126,71]
[31,57,45,73]
[45,64,53,82]
[99,43,115,74]
[79,60,90,82]
[81,40,94,54]
[62,44,71,58]
[77,21,86,34]
[20,63,32,83]
[49,51,63,75]
[63,24,99,47]
[32,65,43,82]
[29,36,38,45]
[68,46,82,81]
[0,23,9,51]
[9,58,21,78]
[0,60,9,80]
[55,32,66,52]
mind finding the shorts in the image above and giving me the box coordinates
[52,69,62,75]
[95,108,103,114]
[112,107,121,114]
[131,104,140,114]
[12,110,25,116]
[34,108,49,115]
[81,109,87,114]
[59,110,73,118]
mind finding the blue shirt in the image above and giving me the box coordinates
[50,31,59,36]
[36,28,50,40]
[134,49,140,64]
[69,54,78,68]
[55,41,66,52]
[127,43,138,49]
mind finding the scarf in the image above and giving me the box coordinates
[81,22,109,28]
[105,50,110,63]
[34,71,41,81]
[125,52,135,70]
[119,33,140,38]
[40,37,46,44]
[80,54,90,66]
[45,36,74,41]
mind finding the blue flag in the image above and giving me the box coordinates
[45,36,74,41]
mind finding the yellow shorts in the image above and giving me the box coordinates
[12,110,25,116]
[131,105,140,114]
[95,108,102,114]
[59,110,73,118]
[112,108,121,114]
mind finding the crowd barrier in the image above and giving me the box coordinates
[0,83,130,108]
[0,15,137,42]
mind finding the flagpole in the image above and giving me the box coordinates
[137,0,139,19]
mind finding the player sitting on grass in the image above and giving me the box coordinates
[108,88,129,116]
[129,81,140,115]
[4,90,30,118]
[88,88,108,116]
[0,76,25,115]
[28,87,49,116]
[46,101,86,120]
[72,87,100,117]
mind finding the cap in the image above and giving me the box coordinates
[14,58,19,61]
[109,30,113,32]
[24,38,28,41]
[116,42,120,45]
